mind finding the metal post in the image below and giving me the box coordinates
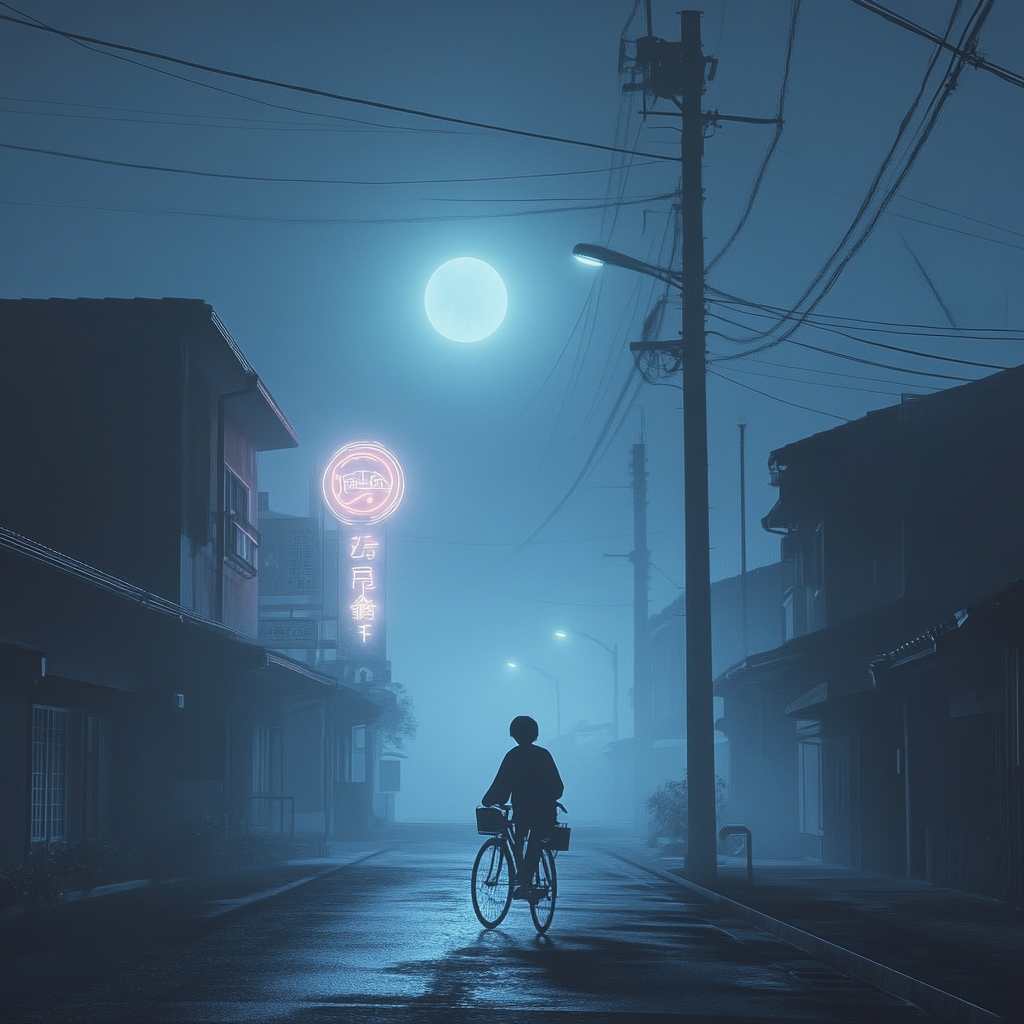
[680,9,718,883]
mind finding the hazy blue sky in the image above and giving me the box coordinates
[2,0,1021,820]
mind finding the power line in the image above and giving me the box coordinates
[708,289,1023,337]
[517,370,641,551]
[848,0,1024,89]
[710,369,852,421]
[0,8,681,162]
[716,0,996,360]
[892,212,1024,252]
[743,356,935,390]
[723,362,932,397]
[0,194,671,225]
[708,308,1012,370]
[706,0,801,271]
[0,141,682,198]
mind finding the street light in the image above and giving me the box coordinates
[572,230,718,882]
[506,662,561,737]
[572,244,682,287]
[554,629,619,739]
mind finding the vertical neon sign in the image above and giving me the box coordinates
[322,442,405,662]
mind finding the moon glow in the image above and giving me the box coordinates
[424,257,508,343]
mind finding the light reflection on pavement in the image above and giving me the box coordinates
[8,825,938,1023]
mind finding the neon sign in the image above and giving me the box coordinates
[321,441,405,525]
[324,441,403,661]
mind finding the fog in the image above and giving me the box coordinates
[1,0,1020,830]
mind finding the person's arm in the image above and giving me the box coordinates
[482,751,513,807]
[546,749,564,801]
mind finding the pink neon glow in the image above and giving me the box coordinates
[321,441,405,524]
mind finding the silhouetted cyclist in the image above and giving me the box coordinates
[482,715,564,900]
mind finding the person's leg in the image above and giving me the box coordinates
[521,813,554,887]
[512,821,526,884]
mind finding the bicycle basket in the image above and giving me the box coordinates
[547,822,571,851]
[476,806,506,835]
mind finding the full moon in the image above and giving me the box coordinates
[424,257,508,343]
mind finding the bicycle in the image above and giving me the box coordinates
[471,801,568,934]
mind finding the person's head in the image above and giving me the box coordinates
[509,715,539,745]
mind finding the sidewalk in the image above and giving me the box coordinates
[608,839,1024,1023]
[0,841,384,1006]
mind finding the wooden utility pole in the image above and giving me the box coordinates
[678,9,718,883]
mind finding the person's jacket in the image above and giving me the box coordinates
[482,742,563,823]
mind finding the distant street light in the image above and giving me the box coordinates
[554,629,619,739]
[506,661,561,736]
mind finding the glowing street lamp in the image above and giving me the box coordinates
[506,661,561,737]
[554,629,619,739]
[573,235,717,881]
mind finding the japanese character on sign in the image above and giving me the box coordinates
[358,624,373,642]
[350,594,378,621]
[349,534,379,560]
[351,566,375,597]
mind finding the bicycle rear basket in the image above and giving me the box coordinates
[547,823,571,851]
[476,806,506,835]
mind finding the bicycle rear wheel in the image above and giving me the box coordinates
[529,848,557,934]
[471,837,513,928]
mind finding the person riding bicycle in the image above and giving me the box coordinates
[482,715,564,900]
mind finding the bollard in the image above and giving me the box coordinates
[718,824,753,885]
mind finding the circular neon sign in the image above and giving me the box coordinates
[322,441,405,525]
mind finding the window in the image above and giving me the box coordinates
[31,706,68,843]
[350,725,366,783]
[224,466,259,571]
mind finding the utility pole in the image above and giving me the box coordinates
[678,9,718,884]
[619,7,772,881]
[739,419,748,658]
[630,434,651,826]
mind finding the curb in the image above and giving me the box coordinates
[607,850,1001,1024]
[200,849,386,918]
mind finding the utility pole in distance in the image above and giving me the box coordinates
[630,434,651,827]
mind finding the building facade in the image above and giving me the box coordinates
[0,298,379,878]
[716,365,1024,896]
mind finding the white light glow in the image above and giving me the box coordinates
[554,631,567,638]
[572,252,604,267]
[507,662,517,668]
[424,257,508,343]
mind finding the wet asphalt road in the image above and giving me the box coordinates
[4,825,938,1023]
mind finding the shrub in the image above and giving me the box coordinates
[646,774,727,844]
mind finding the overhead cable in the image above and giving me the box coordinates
[706,0,801,271]
[0,194,672,225]
[847,0,1024,89]
[716,0,996,361]
[0,8,681,162]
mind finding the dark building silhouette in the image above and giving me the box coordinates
[717,365,1024,898]
[647,563,787,797]
[0,298,382,875]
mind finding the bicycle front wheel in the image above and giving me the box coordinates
[471,837,513,928]
[530,848,557,934]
